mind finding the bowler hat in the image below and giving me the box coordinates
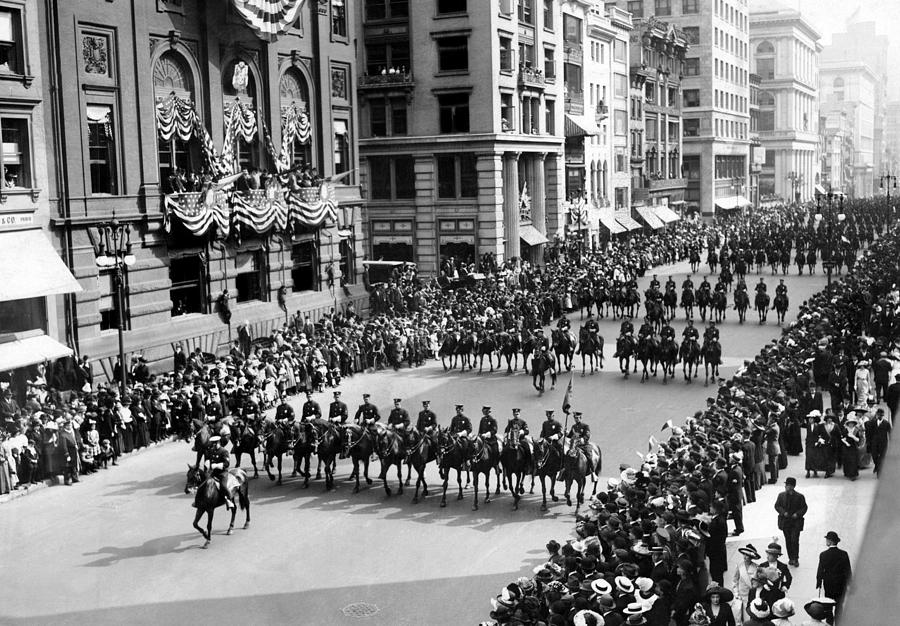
[824,531,841,543]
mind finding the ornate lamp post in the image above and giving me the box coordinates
[814,192,846,287]
[94,218,135,395]
[786,171,804,204]
[880,173,897,216]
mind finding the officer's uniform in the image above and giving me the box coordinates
[275,401,295,425]
[704,325,720,343]
[449,408,472,459]
[557,317,571,332]
[416,405,438,432]
[568,419,591,444]
[775,282,788,297]
[660,324,676,342]
[478,410,499,455]
[682,277,694,291]
[301,397,321,421]
[650,276,660,290]
[206,440,234,509]
[682,324,699,342]
[354,400,380,430]
[620,320,634,336]
[328,396,349,424]
[540,413,564,454]
[755,281,767,294]
[388,405,410,430]
[665,278,676,292]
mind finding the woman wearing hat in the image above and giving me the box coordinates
[769,598,794,625]
[803,412,825,478]
[700,584,735,626]
[760,543,791,591]
[839,414,862,480]
[744,598,773,625]
[732,544,760,622]
[801,598,832,625]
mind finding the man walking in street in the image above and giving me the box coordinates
[885,373,900,424]
[816,531,852,617]
[774,476,807,567]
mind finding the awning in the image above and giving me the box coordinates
[598,213,625,234]
[615,215,642,231]
[714,196,751,211]
[520,225,549,246]
[814,184,828,196]
[0,229,82,302]
[564,114,599,137]
[653,204,681,224]
[636,206,665,229]
[0,333,73,372]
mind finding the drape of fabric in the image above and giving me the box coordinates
[230,0,307,42]
[280,104,311,145]
[224,100,258,144]
[155,95,202,142]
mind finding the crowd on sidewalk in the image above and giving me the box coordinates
[481,198,897,626]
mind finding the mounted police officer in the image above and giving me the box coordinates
[416,400,438,434]
[682,274,694,291]
[682,318,699,342]
[557,314,571,333]
[704,320,720,343]
[755,277,767,295]
[328,390,348,425]
[533,327,551,351]
[505,408,532,458]
[449,404,473,462]
[540,409,564,455]
[387,397,411,456]
[775,278,788,298]
[619,318,634,337]
[660,318,676,343]
[567,411,590,446]
[699,275,711,293]
[204,435,235,511]
[354,393,380,432]
[275,395,294,432]
[478,405,499,457]
[649,274,660,291]
[665,275,676,292]
[301,391,321,421]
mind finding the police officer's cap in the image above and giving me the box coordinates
[545,410,554,416]
[512,408,521,414]
[333,391,341,396]
[422,400,430,405]
[455,404,464,410]
[482,405,491,412]
[393,398,402,403]
[208,435,221,444]
[573,411,583,417]
[363,393,371,399]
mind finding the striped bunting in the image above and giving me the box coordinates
[231,0,307,42]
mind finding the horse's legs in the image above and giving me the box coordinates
[226,496,238,535]
[457,468,464,500]
[353,458,361,493]
[405,461,412,486]
[540,475,548,511]
[564,477,572,507]
[192,507,208,542]
[440,468,449,507]
[316,456,323,480]
[204,510,214,548]
[472,471,480,511]
[276,456,283,485]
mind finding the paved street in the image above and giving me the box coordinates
[0,256,858,625]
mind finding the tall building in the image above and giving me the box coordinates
[39,2,366,375]
[819,61,877,199]
[883,101,900,177]
[819,109,853,195]
[354,0,566,272]
[609,0,751,217]
[0,0,82,386]
[748,72,762,208]
[749,5,820,203]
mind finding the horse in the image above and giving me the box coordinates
[615,334,636,378]
[476,332,498,374]
[439,332,459,371]
[696,288,711,323]
[773,292,788,325]
[712,290,727,323]
[754,291,770,324]
[679,338,701,382]
[291,420,317,488]
[611,287,627,319]
[190,419,211,468]
[406,427,438,503]
[500,428,531,510]
[689,248,702,273]
[780,249,791,275]
[375,425,406,496]
[499,330,520,374]
[562,440,602,507]
[755,249,767,274]
[681,287,695,321]
[437,427,468,507]
[663,288,677,321]
[734,289,750,324]
[719,266,733,291]
[625,286,640,318]
[469,435,501,511]
[578,285,594,319]
[229,421,259,478]
[184,465,250,549]
[594,285,611,318]
[578,326,604,376]
[531,350,557,394]
[657,337,679,384]
[707,249,719,274]
[637,334,659,382]
[530,439,562,511]
[551,328,576,371]
[645,299,665,334]
[520,331,535,374]
[261,422,291,485]
[342,424,375,493]
[454,331,476,372]
[702,339,722,386]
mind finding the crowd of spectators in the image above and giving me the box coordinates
[480,198,898,626]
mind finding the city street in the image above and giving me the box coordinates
[1,257,838,625]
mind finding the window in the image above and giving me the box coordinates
[521,95,540,133]
[627,1,643,17]
[501,92,515,131]
[87,105,117,195]
[684,58,700,76]
[437,154,478,199]
[0,9,23,75]
[614,147,627,172]
[518,0,533,24]
[756,58,774,80]
[339,235,356,285]
[613,39,626,62]
[614,187,627,209]
[169,255,206,316]
[683,89,700,107]
[291,243,318,293]
[645,116,657,141]
[1,117,30,189]
[372,220,415,262]
[645,82,656,104]
[564,63,582,94]
[437,0,466,14]
[519,42,535,67]
[99,268,129,332]
[683,118,699,137]
[500,36,513,71]
[366,41,410,75]
[682,0,699,13]
[365,0,409,21]
[437,36,468,72]
[438,93,470,133]
[758,110,774,132]
[543,46,555,78]
[331,0,347,37]
[543,0,553,29]
[756,41,774,55]
[654,0,671,16]
[833,77,844,102]
[613,73,627,98]
[371,97,407,136]
[545,99,555,134]
[668,87,677,108]
[683,27,699,45]
[683,155,700,179]
[370,155,415,199]
[395,156,415,197]
[563,14,582,44]
[758,91,774,106]
[614,110,627,135]
[334,120,350,176]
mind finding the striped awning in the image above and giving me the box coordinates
[598,213,626,234]
[636,205,664,229]
[615,215,642,231]
[231,0,307,42]
[652,204,681,224]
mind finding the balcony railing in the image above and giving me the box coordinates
[518,65,545,89]
[564,89,584,114]
[358,71,415,90]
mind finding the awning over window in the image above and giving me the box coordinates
[814,184,828,196]
[0,229,82,302]
[598,213,626,234]
[653,205,681,224]
[0,333,73,372]
[636,206,665,229]
[615,214,642,231]
[564,114,599,137]
[714,196,751,211]
[520,225,549,246]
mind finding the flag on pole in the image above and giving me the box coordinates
[661,419,674,432]
[562,376,573,414]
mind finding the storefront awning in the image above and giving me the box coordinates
[564,114,599,137]
[615,215,642,231]
[653,204,681,224]
[636,206,665,229]
[520,225,549,246]
[0,333,73,372]
[714,196,751,211]
[598,213,626,234]
[0,229,82,302]
[814,184,828,196]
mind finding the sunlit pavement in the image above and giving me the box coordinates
[2,257,869,625]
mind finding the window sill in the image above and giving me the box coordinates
[434,12,468,20]
[500,68,513,75]
[0,71,35,88]
[435,70,470,78]
[0,187,41,203]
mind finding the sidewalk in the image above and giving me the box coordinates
[723,448,876,614]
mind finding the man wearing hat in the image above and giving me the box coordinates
[885,372,900,423]
[477,406,499,456]
[504,408,532,460]
[416,400,437,434]
[328,391,348,424]
[449,404,472,461]
[869,407,892,475]
[301,391,321,421]
[761,542,791,590]
[815,531,851,614]
[774,477,807,567]
[354,394,380,429]
[275,395,295,425]
[387,398,411,454]
[540,410,564,456]
[201,435,235,511]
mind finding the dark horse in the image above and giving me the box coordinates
[531,439,562,511]
[578,326,604,376]
[663,288,678,321]
[291,420,317,488]
[615,334,636,378]
[755,291,770,324]
[702,339,722,386]
[476,332,499,374]
[531,350,557,394]
[696,288,711,322]
[439,332,459,371]
[437,427,468,507]
[773,292,788,325]
[562,440,602,507]
[230,420,259,478]
[185,465,250,549]
[552,328,576,371]
[500,428,531,510]
[679,338,701,382]
[342,424,375,493]
[261,422,291,485]
[406,427,438,503]
[658,337,679,384]
[191,419,212,468]
[375,426,406,496]
[454,331,476,372]
[734,289,750,324]
[637,334,659,382]
[499,330,521,374]
[712,290,727,323]
[470,436,501,511]
[681,287,695,320]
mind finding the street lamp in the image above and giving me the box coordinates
[787,171,804,204]
[94,218,135,395]
[814,192,846,287]
[880,173,897,216]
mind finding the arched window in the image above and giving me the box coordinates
[223,59,259,171]
[833,77,845,102]
[279,68,313,170]
[756,41,774,55]
[153,51,199,193]
[758,91,775,107]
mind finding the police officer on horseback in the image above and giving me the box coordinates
[329,390,348,424]
[682,274,694,291]
[620,319,634,337]
[478,406,499,456]
[416,400,438,434]
[755,277,767,295]
[275,396,294,432]
[650,274,660,291]
[505,408,532,457]
[665,275,676,292]
[533,327,551,351]
[704,321,720,343]
[449,404,473,463]
[301,391,321,421]
[660,319,676,343]
[699,275,711,293]
[354,393,380,433]
[557,315,571,333]
[388,398,411,456]
[540,410,564,456]
[775,278,787,298]
[567,411,590,446]
[204,435,235,511]
[682,319,699,342]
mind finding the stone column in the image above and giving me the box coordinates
[533,152,546,234]
[503,152,520,261]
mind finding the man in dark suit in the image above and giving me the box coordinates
[885,373,900,424]
[816,531,852,614]
[706,499,729,585]
[727,453,745,536]
[774,476,807,567]
[869,408,892,475]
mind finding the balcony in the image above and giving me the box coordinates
[648,176,687,191]
[358,71,415,93]
[565,90,584,115]
[564,41,583,64]
[594,102,609,123]
[518,65,545,90]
